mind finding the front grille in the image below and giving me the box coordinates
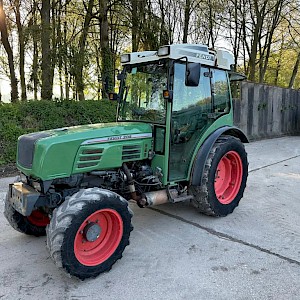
[18,132,52,168]
[122,145,141,161]
[77,162,99,169]
[77,148,103,169]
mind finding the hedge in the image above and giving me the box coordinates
[0,100,117,165]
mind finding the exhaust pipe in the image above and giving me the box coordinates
[122,162,193,207]
[142,189,193,206]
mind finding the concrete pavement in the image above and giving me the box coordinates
[0,136,299,300]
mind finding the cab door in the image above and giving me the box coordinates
[168,63,212,181]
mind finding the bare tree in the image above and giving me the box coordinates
[0,0,18,102]
[41,0,53,99]
[183,0,191,43]
[99,0,113,98]
[73,0,94,101]
[13,0,27,100]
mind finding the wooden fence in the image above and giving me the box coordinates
[233,82,300,141]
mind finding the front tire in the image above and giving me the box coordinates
[46,188,133,280]
[4,194,49,236]
[190,136,248,217]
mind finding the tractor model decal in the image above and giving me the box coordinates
[82,133,152,145]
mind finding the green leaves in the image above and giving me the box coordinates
[0,100,117,165]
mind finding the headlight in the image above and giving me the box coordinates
[121,54,130,63]
[157,46,170,56]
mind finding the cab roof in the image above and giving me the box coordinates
[121,44,234,71]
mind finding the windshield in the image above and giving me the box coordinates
[118,62,168,124]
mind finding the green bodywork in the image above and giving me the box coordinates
[17,122,152,181]
[17,112,233,185]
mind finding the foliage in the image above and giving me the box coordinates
[2,0,300,103]
[264,49,298,88]
[0,100,117,164]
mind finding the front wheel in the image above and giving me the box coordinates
[190,136,248,217]
[46,188,133,279]
[4,194,49,236]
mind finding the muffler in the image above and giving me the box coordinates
[142,189,193,206]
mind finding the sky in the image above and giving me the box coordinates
[0,78,10,103]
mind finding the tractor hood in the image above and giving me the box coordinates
[17,122,153,180]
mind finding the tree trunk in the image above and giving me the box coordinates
[31,1,38,100]
[50,0,56,96]
[248,0,266,81]
[183,0,190,43]
[33,40,38,100]
[15,0,27,100]
[74,0,94,101]
[0,0,19,102]
[95,47,101,101]
[41,0,53,100]
[248,22,261,81]
[63,2,69,100]
[208,0,214,48]
[131,0,138,51]
[158,0,169,45]
[57,0,63,99]
[288,52,300,89]
[100,0,113,99]
[274,58,280,87]
[259,0,283,83]
[232,1,242,71]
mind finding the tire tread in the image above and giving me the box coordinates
[46,187,133,279]
[190,135,248,217]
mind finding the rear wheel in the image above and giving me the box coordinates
[190,136,248,217]
[46,188,133,280]
[4,195,50,236]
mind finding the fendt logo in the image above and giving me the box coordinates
[107,135,132,141]
[82,133,152,145]
[196,53,214,61]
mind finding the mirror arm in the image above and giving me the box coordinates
[171,56,188,69]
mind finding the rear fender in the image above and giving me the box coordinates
[191,126,248,187]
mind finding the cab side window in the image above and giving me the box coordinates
[212,69,230,113]
[173,63,211,112]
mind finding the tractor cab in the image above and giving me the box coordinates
[117,44,238,183]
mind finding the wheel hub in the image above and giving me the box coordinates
[83,222,102,242]
[74,208,124,266]
[214,150,243,204]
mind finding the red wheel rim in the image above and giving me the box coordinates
[27,210,50,227]
[74,209,123,266]
[214,151,243,205]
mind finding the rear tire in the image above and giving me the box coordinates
[4,194,49,236]
[189,136,248,217]
[46,188,133,280]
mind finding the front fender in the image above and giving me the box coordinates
[191,126,248,187]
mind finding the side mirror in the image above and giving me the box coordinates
[109,92,118,101]
[185,63,200,86]
[228,71,247,82]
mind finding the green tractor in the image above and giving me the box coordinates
[4,44,248,279]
